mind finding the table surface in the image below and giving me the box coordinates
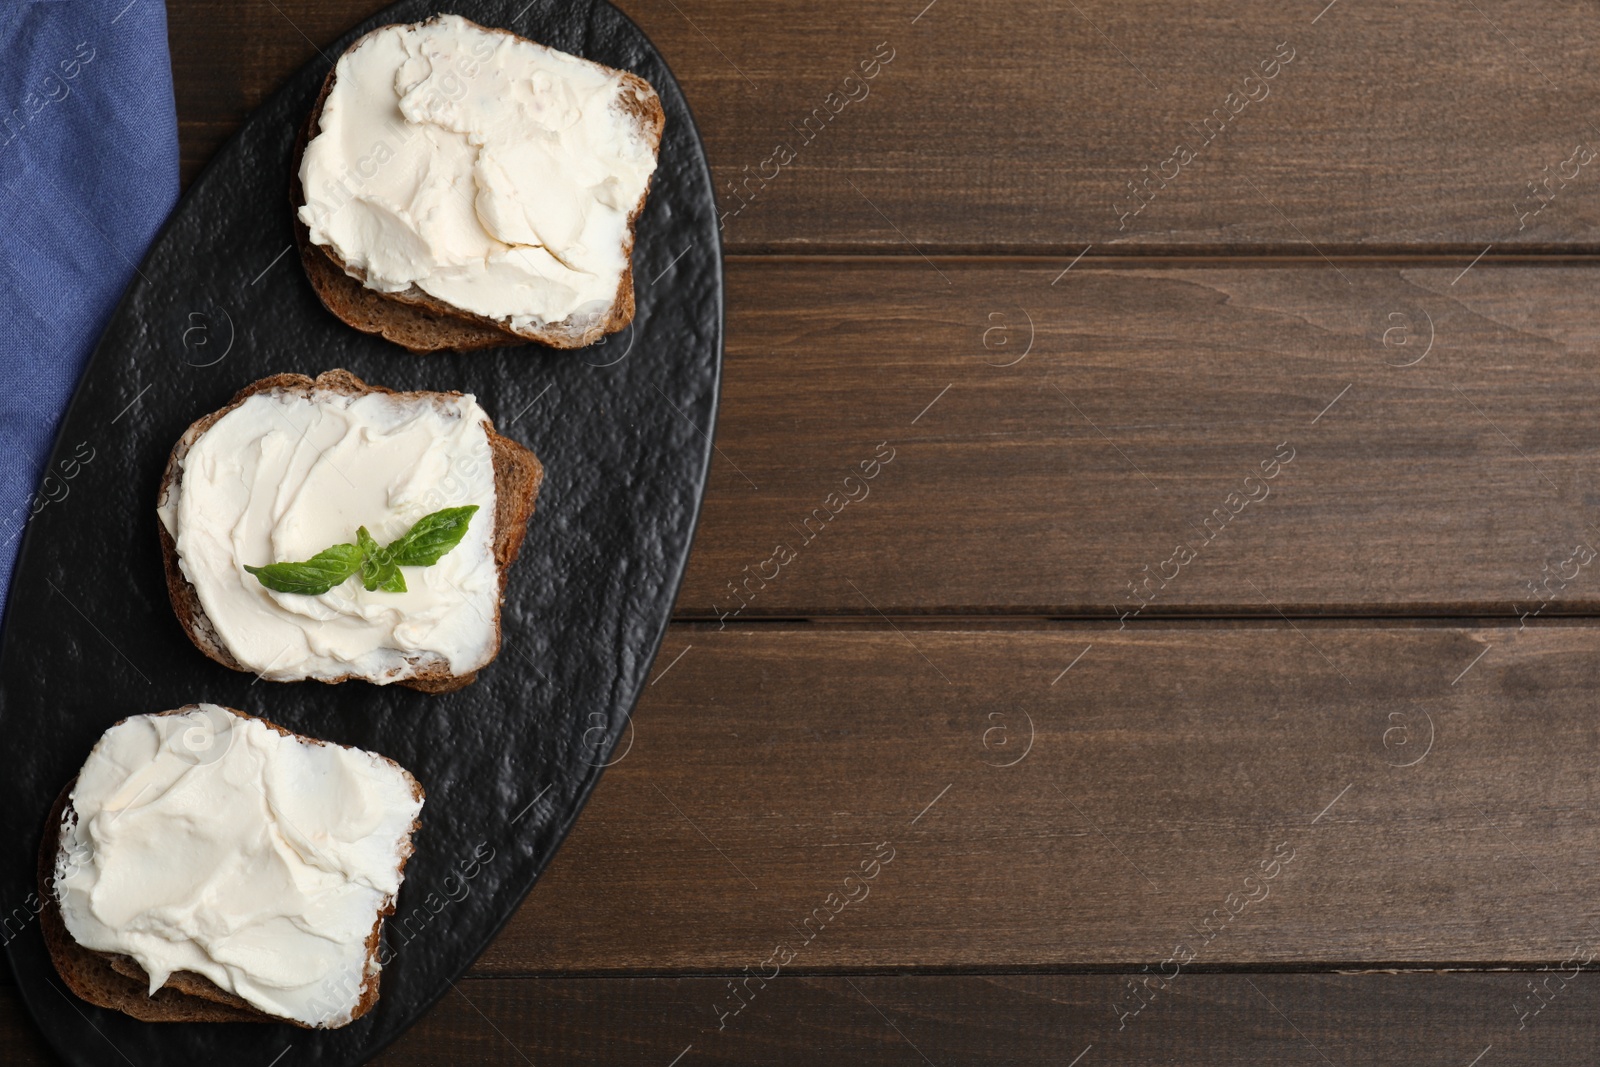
[10,0,1600,1063]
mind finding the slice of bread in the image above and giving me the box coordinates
[157,369,543,692]
[293,17,667,353]
[40,706,424,1028]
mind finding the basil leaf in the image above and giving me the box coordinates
[356,526,406,593]
[244,542,364,596]
[242,506,476,597]
[383,505,479,568]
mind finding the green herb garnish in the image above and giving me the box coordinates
[243,543,363,596]
[356,526,405,593]
[246,505,478,596]
[382,506,481,567]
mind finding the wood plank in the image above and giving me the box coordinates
[374,973,1600,1065]
[467,624,1600,973]
[681,258,1600,617]
[5,973,1595,1064]
[168,0,1600,252]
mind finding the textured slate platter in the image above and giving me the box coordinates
[0,1,719,1063]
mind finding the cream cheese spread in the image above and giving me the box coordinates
[53,706,424,1027]
[297,14,659,331]
[156,386,498,684]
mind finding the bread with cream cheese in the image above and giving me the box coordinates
[157,370,542,692]
[40,705,424,1028]
[293,15,666,352]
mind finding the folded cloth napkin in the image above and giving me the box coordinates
[0,0,178,618]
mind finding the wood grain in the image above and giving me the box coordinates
[6,972,1599,1065]
[682,259,1600,618]
[460,624,1600,973]
[11,4,1592,1064]
[167,0,1600,253]
[373,973,1600,1066]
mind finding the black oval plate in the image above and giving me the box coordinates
[0,1,720,1063]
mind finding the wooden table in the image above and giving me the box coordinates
[11,0,1600,1062]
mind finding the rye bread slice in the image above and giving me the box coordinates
[157,369,543,693]
[39,706,424,1028]
[293,16,666,353]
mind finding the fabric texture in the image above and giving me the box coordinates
[0,0,178,617]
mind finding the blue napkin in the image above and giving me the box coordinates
[0,0,178,617]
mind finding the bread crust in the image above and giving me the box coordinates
[157,369,543,692]
[39,706,425,1028]
[292,16,666,352]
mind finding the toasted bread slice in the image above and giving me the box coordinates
[40,706,424,1028]
[157,370,543,692]
[293,17,666,353]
